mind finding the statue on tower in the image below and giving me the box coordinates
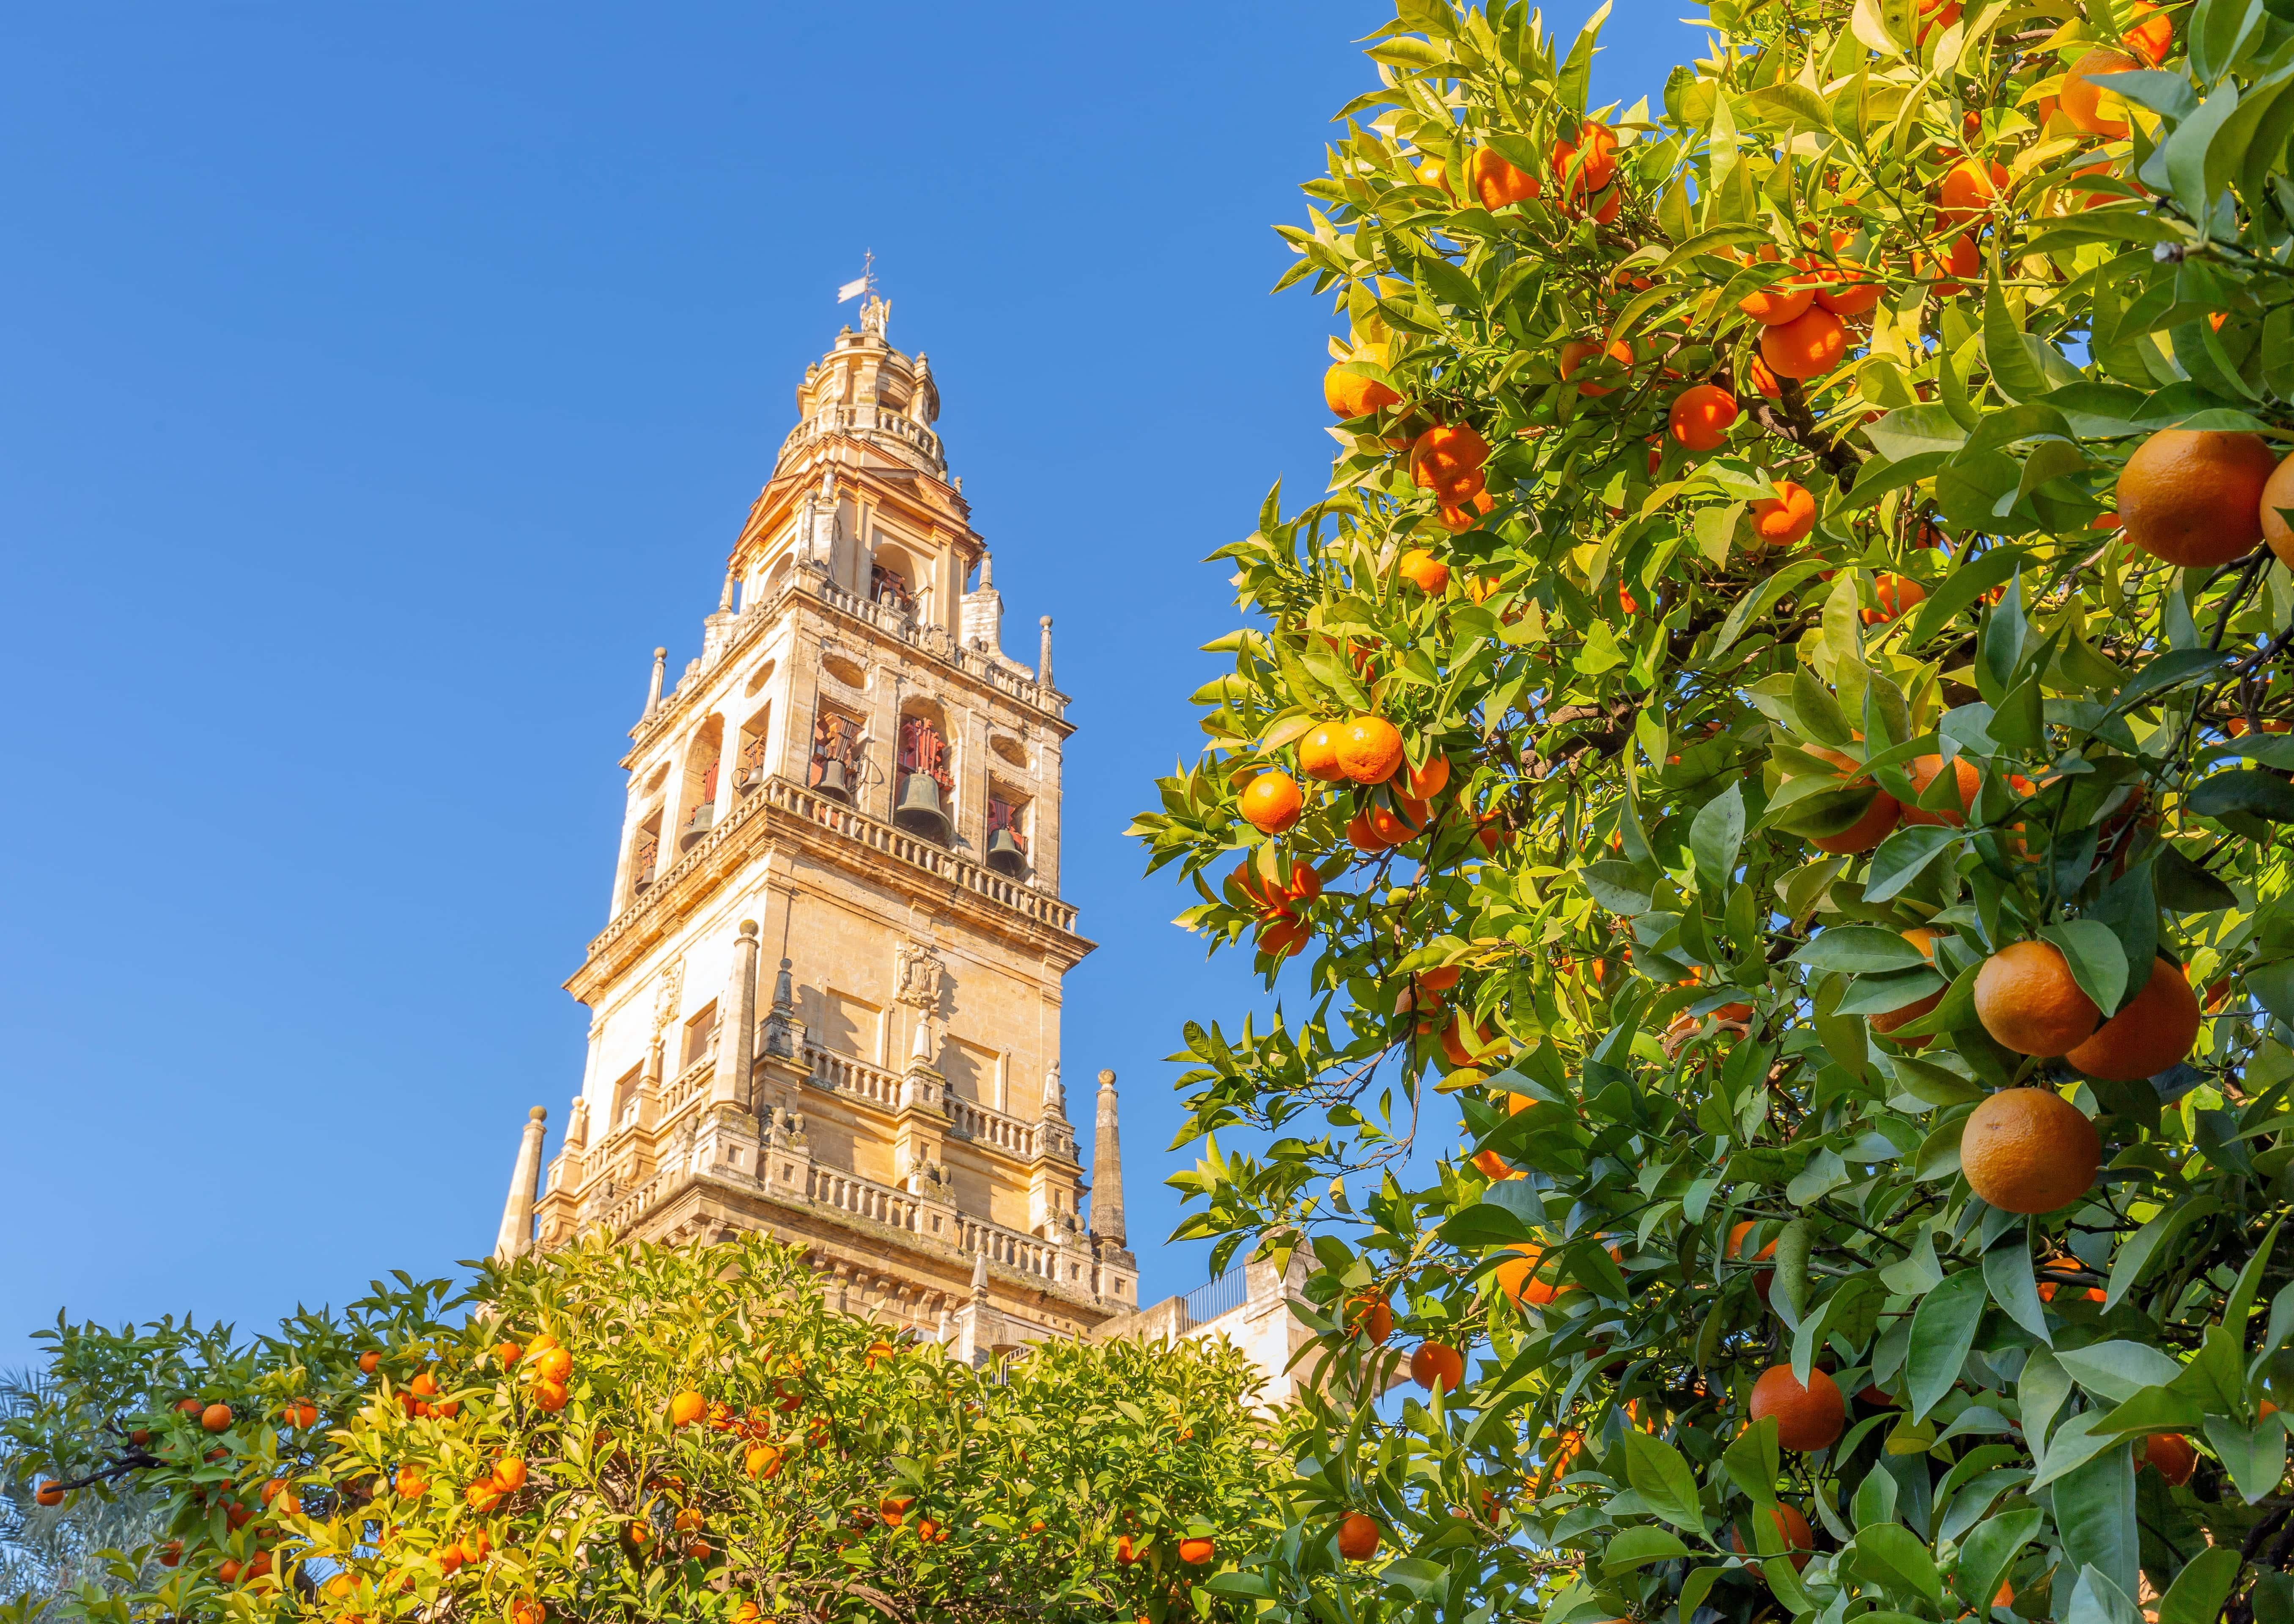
[859,294,890,338]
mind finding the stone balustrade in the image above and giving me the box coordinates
[804,1043,901,1111]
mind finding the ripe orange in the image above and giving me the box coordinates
[1551,121,1618,195]
[1730,1502,1814,1571]
[1240,770,1304,834]
[1668,384,1739,451]
[1559,337,1634,396]
[410,1372,439,1397]
[495,1341,522,1366]
[358,1352,381,1374]
[2037,1251,2106,1304]
[1299,721,1347,782]
[1398,549,1449,592]
[1410,1342,1466,1391]
[1727,1220,1777,1306]
[1749,480,1816,547]
[1179,1536,1217,1564]
[1975,943,2102,1056]
[2119,430,2278,566]
[1404,756,1451,798]
[1410,425,1490,497]
[396,1465,428,1499]
[1438,489,1496,532]
[532,1345,572,1382]
[2138,1432,2198,1486]
[33,1480,63,1506]
[2257,450,2294,569]
[1869,929,1945,1046]
[1937,157,2009,226]
[1917,233,1981,297]
[1336,1512,1383,1561]
[1759,306,1846,381]
[1814,261,1882,318]
[1441,1014,1495,1068]
[201,1403,233,1433]
[1962,1087,2102,1212]
[1114,1532,1140,1564]
[1792,746,1900,855]
[1740,275,1815,326]
[1903,754,1979,826]
[2125,1,2173,65]
[1325,364,1400,420]
[2066,957,2200,1081]
[1748,1365,1844,1452]
[1335,716,1405,783]
[668,1390,705,1427]
[1367,797,1431,845]
[1468,147,1540,208]
[2062,48,2137,136]
[533,1379,568,1412]
[1346,1292,1395,1344]
[1747,354,1781,400]
[1863,573,1925,625]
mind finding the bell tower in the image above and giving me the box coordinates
[520,299,1138,1350]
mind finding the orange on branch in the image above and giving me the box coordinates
[1410,1342,1466,1391]
[1976,944,2102,1057]
[2066,957,2200,1081]
[1864,573,1925,624]
[1937,156,2009,225]
[2126,1,2174,64]
[1731,1502,1815,1571]
[2063,48,2138,136]
[1962,1086,2102,1212]
[1398,548,1449,592]
[1180,1536,1217,1564]
[1748,480,1816,547]
[2257,449,2294,568]
[1551,121,1619,195]
[1240,770,1303,834]
[1759,305,1847,380]
[1467,147,1540,208]
[1903,754,1979,826]
[1869,929,1945,1048]
[1299,721,1347,782]
[1668,384,1739,451]
[1749,1365,1845,1452]
[1336,1512,1383,1561]
[1325,363,1400,420]
[2118,429,2276,566]
[1739,278,1815,327]
[1559,337,1634,395]
[1335,716,1405,783]
[2138,1432,2198,1486]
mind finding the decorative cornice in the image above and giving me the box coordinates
[566,772,1092,1004]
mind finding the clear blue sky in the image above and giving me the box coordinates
[0,3,1701,1357]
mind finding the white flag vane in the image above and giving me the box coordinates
[837,251,875,304]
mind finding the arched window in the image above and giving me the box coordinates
[629,811,662,900]
[892,700,954,845]
[677,716,724,853]
[735,702,771,796]
[871,543,915,616]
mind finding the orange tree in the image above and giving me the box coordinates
[1136,0,2294,1622]
[0,1233,1279,1624]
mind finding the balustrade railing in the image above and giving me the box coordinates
[947,1098,1037,1158]
[807,1167,920,1231]
[804,1043,900,1110]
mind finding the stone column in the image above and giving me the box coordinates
[1037,616,1054,689]
[1092,1069,1125,1247]
[710,920,762,1110]
[494,1107,548,1261]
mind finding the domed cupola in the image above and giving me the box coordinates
[775,294,945,478]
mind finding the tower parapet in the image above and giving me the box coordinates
[514,308,1138,1350]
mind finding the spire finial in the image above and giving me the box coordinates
[494,1108,550,1262]
[1038,617,1054,689]
[644,647,668,718]
[1092,1070,1125,1248]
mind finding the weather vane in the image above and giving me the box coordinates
[836,251,875,306]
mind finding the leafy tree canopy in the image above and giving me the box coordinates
[1135,0,2294,1621]
[2,1235,1280,1624]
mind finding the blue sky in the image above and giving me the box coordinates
[0,3,1707,1357]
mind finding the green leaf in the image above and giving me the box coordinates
[2054,1445,2140,1601]
[1982,1239,2051,1344]
[2189,770,2294,822]
[1438,1202,1535,1248]
[1791,926,1933,973]
[1619,1429,1706,1531]
[1708,561,1827,661]
[1907,1268,1989,1421]
[1602,1527,1690,1572]
[1865,403,1971,462]
[1692,785,1746,892]
[1985,261,2050,404]
[1380,1556,1450,1598]
[1954,1507,2044,1613]
[2066,1564,2146,1624]
[1855,1521,1945,1605]
[2156,844,2238,913]
[1721,1416,1781,1506]
[2039,919,2129,1021]
[1580,861,1655,915]
[2105,1196,2217,1309]
[2112,647,2231,714]
[2204,1412,2289,1503]
[1745,82,1836,131]
[2053,1341,2185,1403]
[1864,825,1959,903]
[2159,1545,2244,1624]
[1905,547,2031,647]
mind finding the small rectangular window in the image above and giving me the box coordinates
[682,1002,719,1070]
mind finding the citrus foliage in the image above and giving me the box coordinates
[1135,1,2294,1622]
[2,1234,1280,1624]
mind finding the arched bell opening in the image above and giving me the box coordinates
[894,700,954,845]
[808,704,863,805]
[676,716,724,853]
[985,790,1031,878]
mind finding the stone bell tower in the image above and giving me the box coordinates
[510,296,1139,1350]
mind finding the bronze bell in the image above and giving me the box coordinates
[814,758,852,802]
[677,801,716,852]
[892,773,951,843]
[985,826,1026,877]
